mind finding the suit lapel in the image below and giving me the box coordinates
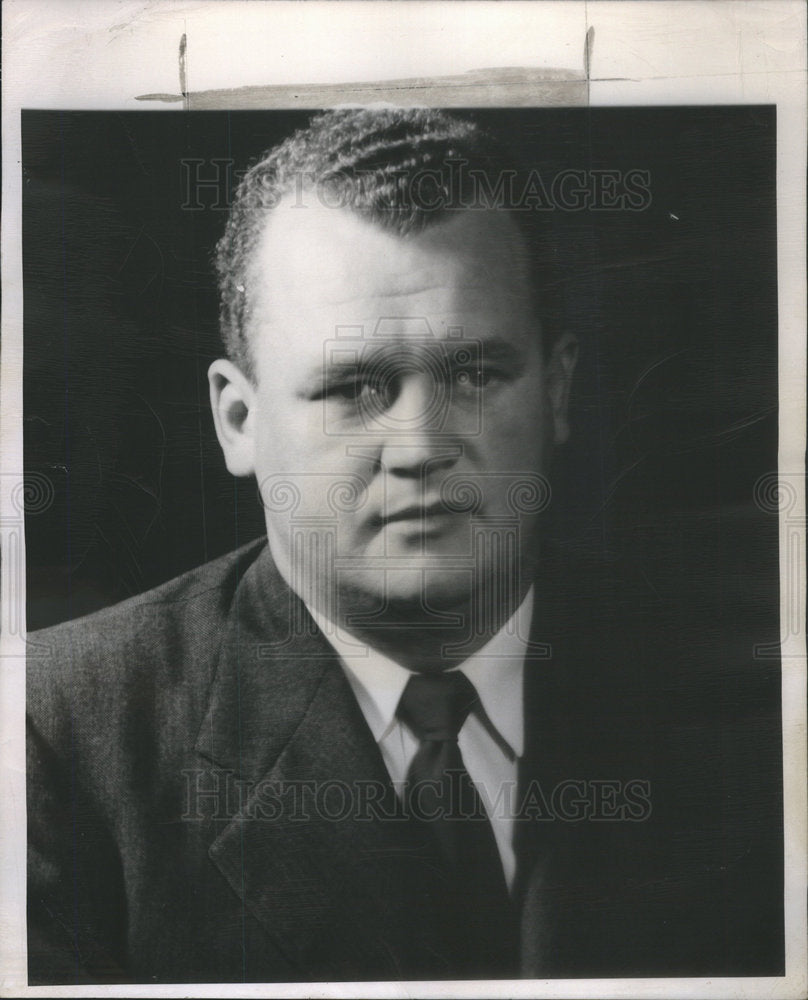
[195,541,608,977]
[194,545,450,978]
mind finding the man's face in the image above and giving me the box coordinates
[213,198,575,619]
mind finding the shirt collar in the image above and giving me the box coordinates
[307,587,533,760]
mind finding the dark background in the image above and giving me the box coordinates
[23,107,779,636]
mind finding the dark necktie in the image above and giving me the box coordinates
[396,671,518,977]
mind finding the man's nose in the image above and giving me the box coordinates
[376,374,459,478]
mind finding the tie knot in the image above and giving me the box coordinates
[397,671,478,742]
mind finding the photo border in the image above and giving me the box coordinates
[2,3,805,998]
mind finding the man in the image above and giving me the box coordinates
[27,108,782,984]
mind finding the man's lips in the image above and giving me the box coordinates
[378,501,450,526]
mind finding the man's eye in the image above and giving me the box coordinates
[323,380,383,402]
[455,367,500,389]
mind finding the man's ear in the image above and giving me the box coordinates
[208,359,257,476]
[545,332,579,446]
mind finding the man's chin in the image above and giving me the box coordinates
[335,567,477,620]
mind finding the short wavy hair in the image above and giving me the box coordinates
[214,108,554,378]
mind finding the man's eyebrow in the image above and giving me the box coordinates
[474,340,525,365]
[297,355,364,394]
[309,338,527,381]
[320,356,363,376]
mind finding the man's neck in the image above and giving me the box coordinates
[312,579,534,672]
[266,533,539,671]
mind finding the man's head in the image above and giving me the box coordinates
[209,109,577,646]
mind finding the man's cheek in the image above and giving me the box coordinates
[479,429,545,475]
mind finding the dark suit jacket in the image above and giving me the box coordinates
[27,537,784,984]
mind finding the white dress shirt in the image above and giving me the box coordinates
[307,588,533,891]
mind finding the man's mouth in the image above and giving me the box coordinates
[379,501,451,527]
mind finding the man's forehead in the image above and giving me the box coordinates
[249,195,531,300]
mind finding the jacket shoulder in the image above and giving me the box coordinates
[27,537,268,720]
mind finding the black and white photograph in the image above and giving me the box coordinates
[2,2,806,997]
